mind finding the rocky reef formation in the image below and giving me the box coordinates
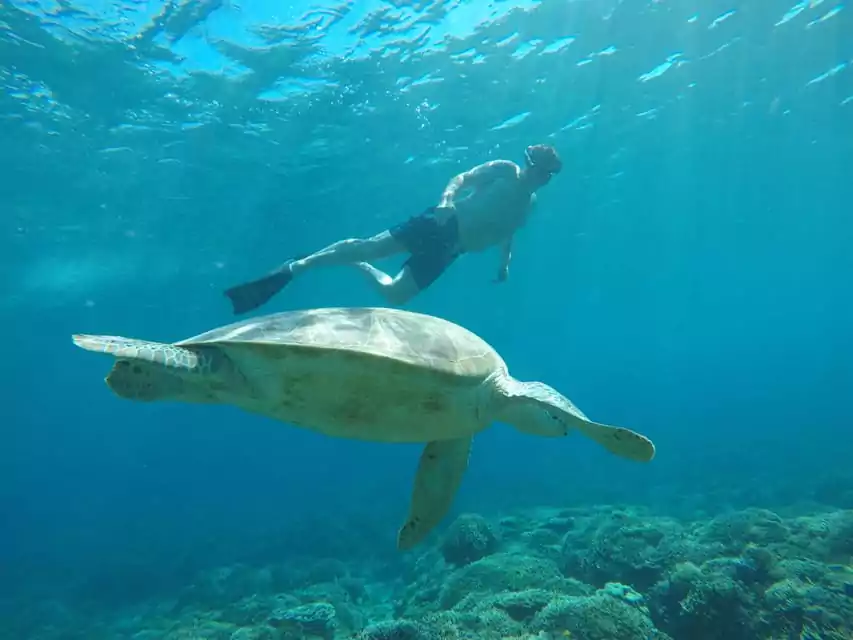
[6,506,853,640]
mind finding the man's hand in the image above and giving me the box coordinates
[433,201,455,221]
[495,266,509,283]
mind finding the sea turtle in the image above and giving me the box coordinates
[72,306,656,549]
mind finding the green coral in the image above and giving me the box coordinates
[268,602,337,640]
[697,508,790,552]
[228,627,277,640]
[559,508,689,591]
[440,514,500,566]
[438,554,573,609]
[531,585,663,640]
[13,504,853,640]
[650,560,757,639]
[357,618,441,640]
[764,573,853,638]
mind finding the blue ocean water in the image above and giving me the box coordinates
[2,0,853,638]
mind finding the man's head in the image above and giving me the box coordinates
[522,143,562,188]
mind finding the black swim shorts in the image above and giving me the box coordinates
[389,206,461,290]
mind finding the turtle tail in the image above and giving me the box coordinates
[72,335,211,402]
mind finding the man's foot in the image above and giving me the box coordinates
[224,262,295,315]
[353,262,419,306]
[354,261,394,286]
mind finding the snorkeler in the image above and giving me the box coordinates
[224,143,563,314]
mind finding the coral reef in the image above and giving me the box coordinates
[439,513,499,566]
[7,506,853,640]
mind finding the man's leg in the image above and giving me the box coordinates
[353,262,420,306]
[225,231,404,315]
[290,231,403,276]
[352,210,462,306]
[354,245,460,306]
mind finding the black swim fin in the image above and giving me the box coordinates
[224,263,294,315]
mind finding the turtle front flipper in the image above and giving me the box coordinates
[397,437,473,551]
[72,335,223,403]
[495,377,656,463]
[572,418,656,463]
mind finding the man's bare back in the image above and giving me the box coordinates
[224,144,563,314]
[437,159,536,253]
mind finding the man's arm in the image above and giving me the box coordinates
[440,160,519,207]
[496,236,513,282]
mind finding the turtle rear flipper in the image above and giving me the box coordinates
[72,335,203,370]
[72,335,217,402]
